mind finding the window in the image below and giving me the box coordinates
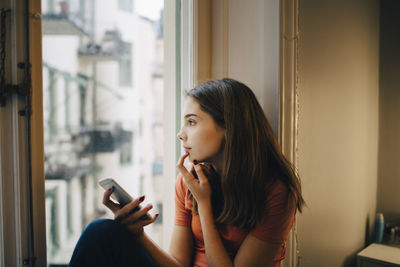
[118,0,133,12]
[119,130,133,165]
[119,42,133,87]
[41,0,169,264]
[0,0,183,265]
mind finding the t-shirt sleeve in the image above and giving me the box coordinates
[250,180,296,244]
[174,174,192,226]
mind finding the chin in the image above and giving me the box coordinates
[188,154,195,162]
[189,153,215,164]
[189,156,199,163]
[189,155,202,163]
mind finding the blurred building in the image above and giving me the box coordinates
[41,0,164,264]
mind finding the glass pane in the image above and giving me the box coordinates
[42,0,165,264]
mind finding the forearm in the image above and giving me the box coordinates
[138,232,184,267]
[198,202,233,267]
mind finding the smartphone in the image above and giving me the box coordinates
[98,178,151,220]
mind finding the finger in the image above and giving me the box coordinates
[190,166,198,180]
[114,195,144,221]
[121,204,153,224]
[115,196,144,221]
[128,213,159,230]
[176,152,189,173]
[181,169,198,189]
[140,213,159,226]
[176,153,197,185]
[193,164,209,185]
[102,187,120,213]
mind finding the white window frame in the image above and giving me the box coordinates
[162,0,196,249]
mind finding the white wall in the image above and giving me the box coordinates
[228,0,279,133]
[296,0,380,266]
[211,0,280,133]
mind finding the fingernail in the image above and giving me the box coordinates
[155,213,159,218]
[193,160,198,165]
[139,195,145,202]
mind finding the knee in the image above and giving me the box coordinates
[82,219,125,239]
[70,219,123,266]
[85,219,116,232]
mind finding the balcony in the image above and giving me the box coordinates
[72,125,133,155]
[78,30,126,62]
[45,138,93,180]
[42,0,92,36]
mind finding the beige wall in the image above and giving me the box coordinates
[377,0,400,223]
[296,0,380,266]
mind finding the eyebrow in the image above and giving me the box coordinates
[184,113,198,119]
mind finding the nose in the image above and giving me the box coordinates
[177,129,185,141]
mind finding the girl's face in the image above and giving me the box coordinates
[177,97,225,163]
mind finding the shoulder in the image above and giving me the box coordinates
[266,179,290,197]
[176,172,184,185]
[174,172,194,209]
[250,178,296,243]
[264,178,296,214]
[175,172,188,191]
[175,173,187,195]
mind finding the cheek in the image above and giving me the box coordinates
[191,129,224,156]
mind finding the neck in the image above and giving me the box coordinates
[206,153,224,175]
[211,161,223,175]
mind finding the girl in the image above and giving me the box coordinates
[69,78,305,267]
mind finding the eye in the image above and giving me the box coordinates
[188,119,196,126]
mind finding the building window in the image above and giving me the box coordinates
[120,133,133,165]
[155,202,163,224]
[152,162,163,176]
[118,0,133,12]
[119,42,133,87]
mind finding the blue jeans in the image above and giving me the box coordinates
[69,219,158,267]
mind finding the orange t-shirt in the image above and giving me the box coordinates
[174,173,296,267]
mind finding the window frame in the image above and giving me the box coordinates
[0,0,47,266]
[279,0,300,266]
[161,0,196,249]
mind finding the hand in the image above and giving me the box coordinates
[176,153,212,206]
[102,188,158,237]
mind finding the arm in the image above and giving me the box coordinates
[169,225,194,267]
[234,235,281,267]
[197,201,232,266]
[197,196,281,267]
[137,225,193,267]
[176,153,232,266]
[176,153,283,267]
[102,188,193,267]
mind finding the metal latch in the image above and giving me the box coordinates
[0,8,31,107]
[23,256,36,266]
[0,82,30,106]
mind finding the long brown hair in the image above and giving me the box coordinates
[187,78,305,229]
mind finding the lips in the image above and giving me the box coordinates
[184,147,191,152]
